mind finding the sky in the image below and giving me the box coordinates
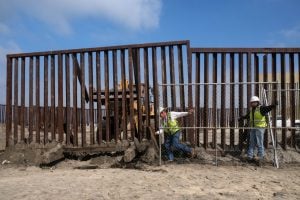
[0,0,300,104]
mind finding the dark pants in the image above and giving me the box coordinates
[164,131,192,161]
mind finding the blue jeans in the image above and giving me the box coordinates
[247,128,265,159]
[164,131,192,161]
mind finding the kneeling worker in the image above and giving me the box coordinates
[156,107,195,161]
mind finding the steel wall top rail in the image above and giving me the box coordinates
[7,40,190,58]
[191,48,300,53]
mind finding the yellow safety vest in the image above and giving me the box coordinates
[250,106,267,128]
[162,113,180,135]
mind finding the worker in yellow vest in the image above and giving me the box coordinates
[156,107,195,162]
[239,96,278,165]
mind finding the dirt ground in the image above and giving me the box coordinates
[0,160,299,200]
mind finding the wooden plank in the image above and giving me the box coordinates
[72,54,78,146]
[50,55,56,141]
[29,57,33,143]
[44,56,49,144]
[57,54,63,143]
[96,52,102,144]
[36,56,41,143]
[6,56,13,147]
[113,50,119,142]
[281,53,287,149]
[88,52,94,144]
[230,53,235,149]
[13,58,19,145]
[169,46,176,109]
[80,53,86,146]
[65,54,71,145]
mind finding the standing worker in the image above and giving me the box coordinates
[156,107,195,162]
[239,96,278,166]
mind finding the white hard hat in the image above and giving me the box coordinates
[250,96,260,103]
[159,107,167,113]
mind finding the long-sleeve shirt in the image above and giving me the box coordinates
[156,111,190,134]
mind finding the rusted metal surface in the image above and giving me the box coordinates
[220,53,226,149]
[281,53,287,150]
[5,41,300,153]
[238,53,244,150]
[36,56,41,143]
[289,53,295,147]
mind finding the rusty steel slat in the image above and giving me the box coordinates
[88,52,94,144]
[6,56,13,147]
[36,56,41,143]
[65,54,71,145]
[104,51,110,142]
[50,55,56,141]
[195,53,200,147]
[96,52,102,144]
[247,53,252,110]
[13,58,19,145]
[21,57,25,142]
[121,50,127,140]
[8,40,190,58]
[263,55,269,149]
[178,45,187,142]
[128,48,135,139]
[230,53,235,149]
[57,54,63,143]
[44,56,49,144]
[113,50,119,142]
[203,53,208,149]
[186,42,194,145]
[221,53,226,149]
[135,49,142,141]
[238,53,244,150]
[191,48,300,54]
[254,54,259,95]
[169,46,176,109]
[289,53,295,147]
[29,57,33,143]
[72,54,78,146]
[212,53,217,148]
[143,48,150,138]
[152,47,159,131]
[271,53,277,147]
[281,53,287,149]
[178,45,185,111]
[80,53,86,146]
[161,46,167,107]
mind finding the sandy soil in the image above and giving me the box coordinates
[0,162,299,200]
